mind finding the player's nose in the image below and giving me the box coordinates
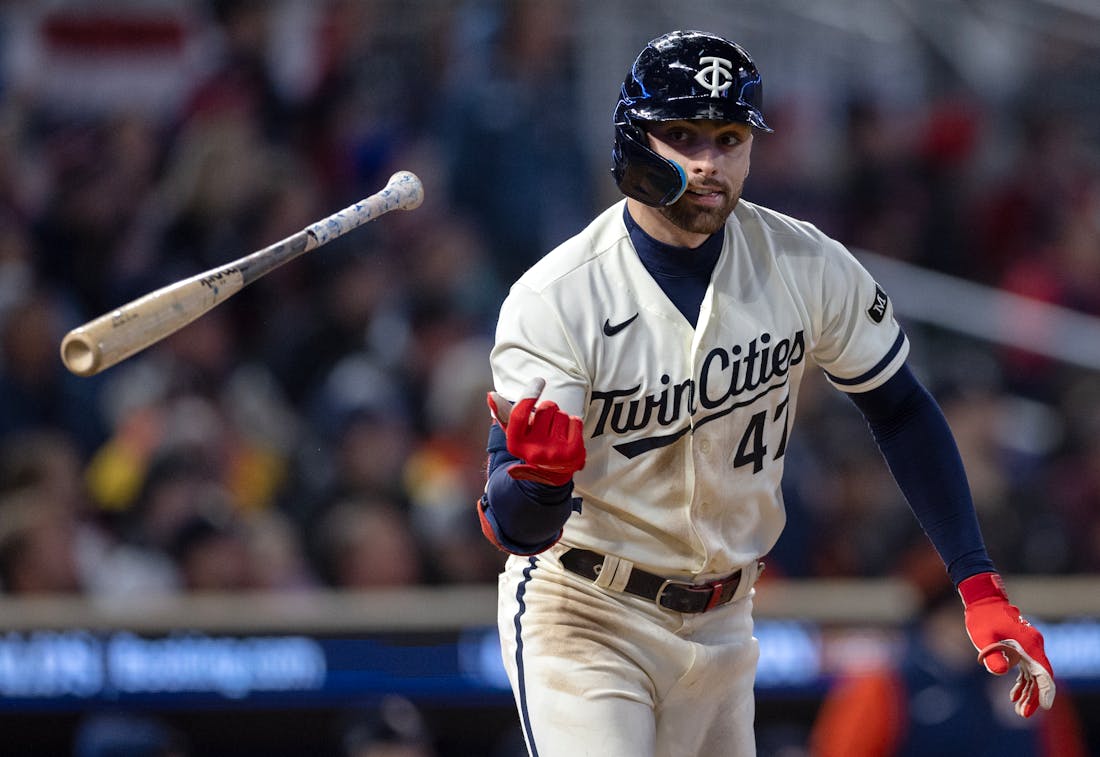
[687,144,721,175]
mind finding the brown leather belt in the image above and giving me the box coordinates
[559,548,748,613]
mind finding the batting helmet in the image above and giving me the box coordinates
[612,30,773,207]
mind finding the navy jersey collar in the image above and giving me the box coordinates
[623,205,723,277]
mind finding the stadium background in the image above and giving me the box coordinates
[0,1,1098,754]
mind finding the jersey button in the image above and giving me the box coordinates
[700,440,711,454]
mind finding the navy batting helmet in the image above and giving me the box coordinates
[612,31,773,207]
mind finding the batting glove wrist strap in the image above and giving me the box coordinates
[958,571,1056,718]
[958,571,1008,604]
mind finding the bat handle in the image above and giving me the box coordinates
[306,171,424,246]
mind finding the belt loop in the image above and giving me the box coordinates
[592,554,619,588]
[704,580,727,611]
[593,555,634,592]
[608,557,634,593]
[732,560,764,602]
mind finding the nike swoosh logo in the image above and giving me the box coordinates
[602,313,639,336]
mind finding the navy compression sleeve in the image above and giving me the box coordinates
[481,423,578,554]
[847,364,996,585]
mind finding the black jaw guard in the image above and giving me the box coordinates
[611,111,688,207]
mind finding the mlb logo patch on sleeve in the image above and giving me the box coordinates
[867,284,888,324]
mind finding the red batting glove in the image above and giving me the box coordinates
[959,572,1056,718]
[487,378,585,487]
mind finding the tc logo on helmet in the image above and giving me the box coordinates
[694,56,735,97]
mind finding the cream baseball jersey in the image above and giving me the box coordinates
[490,198,908,578]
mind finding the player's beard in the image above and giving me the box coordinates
[659,176,743,237]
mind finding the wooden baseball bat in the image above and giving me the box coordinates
[60,170,424,377]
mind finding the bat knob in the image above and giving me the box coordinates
[388,171,424,210]
[60,331,99,377]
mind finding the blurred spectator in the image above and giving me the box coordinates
[267,250,403,408]
[73,711,189,757]
[183,0,289,142]
[341,695,436,757]
[0,427,88,515]
[85,370,290,518]
[81,384,289,596]
[971,112,1091,286]
[0,288,108,455]
[0,429,107,595]
[85,447,315,596]
[835,99,928,265]
[32,118,156,318]
[743,98,837,237]
[0,210,36,318]
[777,369,917,579]
[301,352,413,492]
[405,335,506,583]
[1046,376,1100,573]
[400,211,504,332]
[310,496,428,589]
[441,0,593,285]
[994,178,1100,399]
[295,0,419,206]
[156,106,283,279]
[0,487,83,594]
[243,508,320,591]
[910,96,984,278]
[168,506,254,592]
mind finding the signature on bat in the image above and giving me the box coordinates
[199,267,241,296]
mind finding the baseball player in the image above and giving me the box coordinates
[478,30,1055,757]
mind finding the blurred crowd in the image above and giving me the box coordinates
[0,0,1099,606]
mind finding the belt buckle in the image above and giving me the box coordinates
[655,569,744,613]
[656,578,711,612]
[654,578,676,609]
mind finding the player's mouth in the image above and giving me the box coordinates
[685,186,726,207]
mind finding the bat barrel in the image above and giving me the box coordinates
[60,331,99,377]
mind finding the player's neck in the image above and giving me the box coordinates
[625,198,710,249]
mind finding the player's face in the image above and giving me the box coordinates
[646,119,753,238]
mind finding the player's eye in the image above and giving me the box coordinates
[663,127,691,143]
[718,131,746,147]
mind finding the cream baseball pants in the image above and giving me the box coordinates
[497,547,759,757]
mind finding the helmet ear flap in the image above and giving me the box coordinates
[612,119,687,207]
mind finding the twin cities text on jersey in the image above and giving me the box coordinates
[590,330,805,451]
